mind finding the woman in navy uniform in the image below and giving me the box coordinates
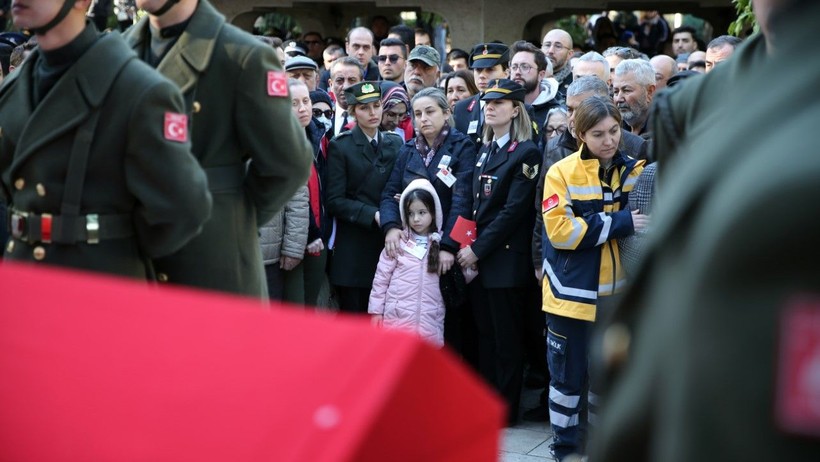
[456,79,541,425]
[326,82,403,313]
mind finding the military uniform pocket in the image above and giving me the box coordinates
[547,328,567,382]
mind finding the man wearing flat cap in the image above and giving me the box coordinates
[286,55,319,91]
[453,43,510,149]
[404,44,440,98]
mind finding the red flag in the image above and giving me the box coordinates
[0,263,504,461]
[450,216,478,247]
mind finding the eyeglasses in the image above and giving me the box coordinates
[378,54,403,63]
[546,125,567,136]
[509,63,534,73]
[383,110,408,121]
[541,42,565,51]
[313,109,334,118]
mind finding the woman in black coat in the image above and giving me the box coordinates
[325,82,403,313]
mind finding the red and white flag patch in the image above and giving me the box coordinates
[164,112,188,143]
[776,298,820,438]
[267,71,288,97]
[542,193,560,213]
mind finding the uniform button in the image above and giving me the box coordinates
[36,183,46,197]
[157,273,169,283]
[475,193,479,198]
[6,240,14,253]
[193,101,202,113]
[14,178,25,190]
[473,209,477,215]
[33,246,46,261]
[602,323,631,369]
[505,244,510,249]
[0,126,3,138]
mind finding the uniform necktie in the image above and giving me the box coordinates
[482,142,498,174]
[370,138,378,152]
[341,111,349,131]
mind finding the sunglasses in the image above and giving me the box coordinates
[377,54,402,63]
[313,109,334,118]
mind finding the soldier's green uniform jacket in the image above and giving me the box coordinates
[0,29,211,278]
[325,127,402,288]
[591,0,820,459]
[123,0,312,298]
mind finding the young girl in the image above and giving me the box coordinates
[368,179,446,347]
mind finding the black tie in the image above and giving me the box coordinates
[370,138,378,152]
[482,142,497,173]
[341,111,349,131]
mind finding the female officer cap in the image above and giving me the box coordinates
[344,81,382,106]
[480,79,526,103]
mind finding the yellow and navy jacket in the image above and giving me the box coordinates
[541,147,644,321]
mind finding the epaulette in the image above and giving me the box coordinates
[331,131,353,142]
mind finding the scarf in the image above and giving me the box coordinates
[415,123,450,167]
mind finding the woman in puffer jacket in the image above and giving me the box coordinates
[368,179,445,347]
[258,184,309,301]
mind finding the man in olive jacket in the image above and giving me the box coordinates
[125,0,312,298]
[1,0,211,277]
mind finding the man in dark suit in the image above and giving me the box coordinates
[124,0,312,299]
[452,43,509,149]
[1,0,211,277]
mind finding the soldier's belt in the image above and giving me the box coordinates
[205,164,245,192]
[8,209,134,245]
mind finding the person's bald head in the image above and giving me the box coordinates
[650,55,677,90]
[541,29,573,72]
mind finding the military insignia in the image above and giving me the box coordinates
[164,112,188,143]
[507,141,518,152]
[532,121,539,135]
[483,181,492,197]
[467,99,476,112]
[542,193,559,213]
[361,83,375,94]
[522,163,539,180]
[482,45,488,55]
[267,71,288,97]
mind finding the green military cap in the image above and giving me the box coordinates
[481,78,526,102]
[344,81,382,105]
[408,45,440,67]
[469,43,509,69]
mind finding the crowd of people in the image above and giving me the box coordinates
[3,0,818,460]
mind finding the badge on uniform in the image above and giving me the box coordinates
[522,163,539,180]
[467,120,479,135]
[775,297,820,438]
[542,193,559,213]
[475,151,487,168]
[267,71,288,97]
[437,167,456,188]
[164,112,188,143]
[481,175,495,198]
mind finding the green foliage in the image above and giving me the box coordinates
[729,0,758,36]
[555,15,587,48]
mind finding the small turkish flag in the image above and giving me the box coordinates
[776,298,820,438]
[164,112,188,143]
[542,193,560,213]
[267,71,288,97]
[450,216,478,248]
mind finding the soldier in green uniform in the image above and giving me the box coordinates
[591,0,820,460]
[325,81,403,313]
[124,0,312,299]
[1,0,211,278]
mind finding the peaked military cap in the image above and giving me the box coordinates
[469,43,509,69]
[285,55,318,72]
[344,81,381,105]
[480,78,526,102]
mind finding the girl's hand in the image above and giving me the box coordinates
[438,250,455,275]
[280,255,302,271]
[631,209,650,233]
[306,239,324,255]
[371,314,384,327]
[384,228,403,258]
[457,246,478,268]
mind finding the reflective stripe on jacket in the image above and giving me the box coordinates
[541,148,644,321]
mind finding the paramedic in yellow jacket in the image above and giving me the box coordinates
[540,96,646,461]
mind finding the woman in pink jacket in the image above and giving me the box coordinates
[368,179,446,346]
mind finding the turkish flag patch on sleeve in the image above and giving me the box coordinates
[775,297,820,438]
[164,112,188,143]
[542,193,560,213]
[267,71,288,97]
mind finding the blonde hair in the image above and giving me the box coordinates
[481,100,532,143]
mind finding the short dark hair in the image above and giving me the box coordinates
[388,24,415,49]
[707,35,742,50]
[447,48,469,62]
[672,25,697,40]
[331,56,365,79]
[414,27,434,47]
[379,37,407,58]
[510,40,548,73]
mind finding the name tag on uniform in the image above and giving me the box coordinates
[402,240,427,260]
[475,152,487,168]
[467,120,479,135]
[438,155,452,169]
[437,167,456,188]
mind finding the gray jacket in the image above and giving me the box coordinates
[259,186,309,265]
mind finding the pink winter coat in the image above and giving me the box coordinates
[368,178,446,346]
[368,239,445,347]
